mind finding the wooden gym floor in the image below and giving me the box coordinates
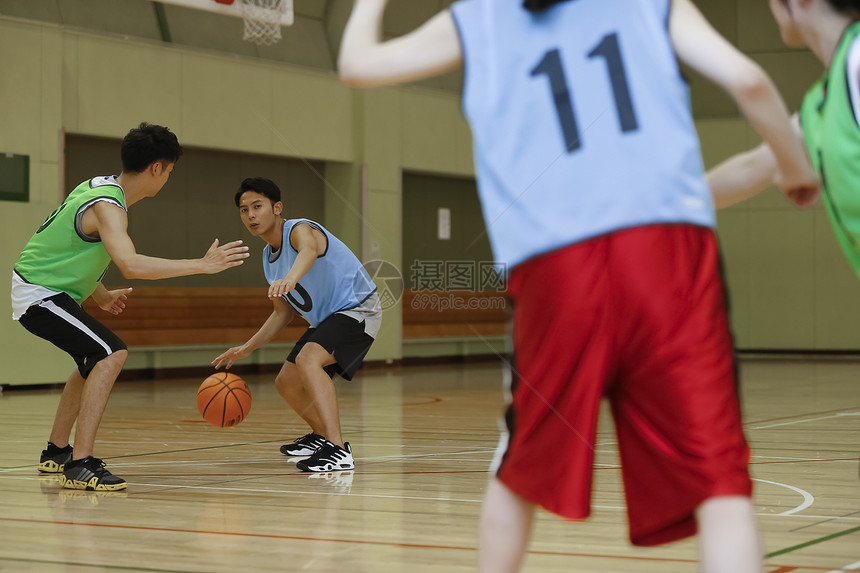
[0,358,858,572]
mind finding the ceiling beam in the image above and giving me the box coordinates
[152,2,172,43]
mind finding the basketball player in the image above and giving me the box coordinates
[709,0,859,275]
[339,1,819,571]
[13,122,249,491]
[212,178,380,472]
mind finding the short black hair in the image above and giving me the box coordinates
[120,122,183,173]
[826,0,860,13]
[235,177,282,207]
[777,0,860,15]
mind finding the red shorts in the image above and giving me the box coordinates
[495,224,752,547]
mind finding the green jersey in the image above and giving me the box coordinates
[800,21,860,278]
[14,176,126,305]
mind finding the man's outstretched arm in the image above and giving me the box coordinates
[212,297,295,369]
[339,0,462,87]
[707,116,817,209]
[708,144,778,209]
[93,201,249,279]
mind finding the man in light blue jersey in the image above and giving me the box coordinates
[339,0,818,571]
[212,178,381,472]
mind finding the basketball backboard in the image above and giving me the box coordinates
[153,0,294,27]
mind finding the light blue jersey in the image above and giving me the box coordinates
[264,219,377,328]
[450,0,714,269]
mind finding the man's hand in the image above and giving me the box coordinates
[776,165,820,209]
[201,239,249,274]
[211,345,251,370]
[94,287,133,315]
[783,185,820,208]
[268,277,297,300]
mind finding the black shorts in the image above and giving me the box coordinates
[287,313,375,381]
[18,292,127,378]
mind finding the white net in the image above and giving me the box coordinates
[240,0,288,46]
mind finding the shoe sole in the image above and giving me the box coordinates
[38,460,66,473]
[59,474,127,491]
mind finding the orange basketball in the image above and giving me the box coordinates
[197,372,251,427]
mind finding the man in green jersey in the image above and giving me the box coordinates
[12,122,249,491]
[708,0,860,275]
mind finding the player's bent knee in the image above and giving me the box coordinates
[103,349,128,369]
[82,348,127,379]
[294,350,326,373]
[275,369,301,389]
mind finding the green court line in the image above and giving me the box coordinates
[0,556,191,573]
[766,524,860,558]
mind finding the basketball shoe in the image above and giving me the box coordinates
[296,441,354,472]
[60,456,127,491]
[38,442,73,473]
[280,432,327,457]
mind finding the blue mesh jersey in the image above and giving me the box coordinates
[263,219,377,327]
[450,0,714,269]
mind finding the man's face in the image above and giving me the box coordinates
[238,190,281,236]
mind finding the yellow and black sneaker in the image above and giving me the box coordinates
[60,456,127,491]
[38,442,73,474]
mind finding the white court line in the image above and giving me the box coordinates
[354,449,496,462]
[0,440,256,445]
[752,478,814,516]
[750,412,860,430]
[0,459,285,473]
[752,455,857,461]
[0,448,501,473]
[826,559,860,573]
[113,482,617,511]
[1,474,853,523]
[113,449,497,468]
[125,482,485,503]
[757,514,860,522]
[0,439,500,448]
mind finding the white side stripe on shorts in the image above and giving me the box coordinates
[489,361,514,475]
[38,298,113,356]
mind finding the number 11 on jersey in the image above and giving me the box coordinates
[531,32,639,154]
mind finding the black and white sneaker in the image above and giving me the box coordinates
[38,442,73,474]
[60,456,127,491]
[280,432,327,457]
[296,441,354,472]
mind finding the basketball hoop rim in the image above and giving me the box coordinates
[152,0,294,27]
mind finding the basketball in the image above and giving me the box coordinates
[197,372,252,427]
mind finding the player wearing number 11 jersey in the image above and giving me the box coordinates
[339,0,817,571]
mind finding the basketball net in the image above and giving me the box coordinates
[240,0,288,46]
